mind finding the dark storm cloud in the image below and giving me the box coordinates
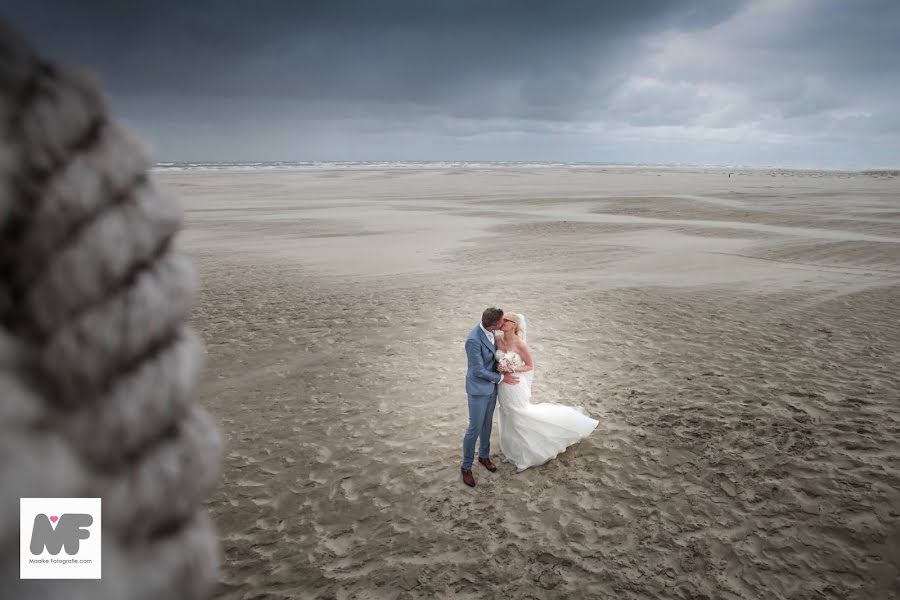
[7,1,745,110]
[3,0,897,166]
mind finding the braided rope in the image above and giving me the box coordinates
[0,22,221,599]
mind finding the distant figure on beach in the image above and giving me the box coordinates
[460,308,597,487]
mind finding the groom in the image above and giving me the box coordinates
[461,307,519,487]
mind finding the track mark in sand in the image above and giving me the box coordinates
[705,250,900,276]
[339,477,359,501]
[322,531,356,556]
[577,211,900,244]
[235,479,265,487]
[315,446,332,463]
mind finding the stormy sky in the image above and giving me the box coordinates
[4,0,899,167]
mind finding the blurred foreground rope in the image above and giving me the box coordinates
[0,22,221,599]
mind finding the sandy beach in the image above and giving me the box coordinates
[165,167,900,599]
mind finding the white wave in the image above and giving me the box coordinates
[151,160,632,172]
[151,161,824,172]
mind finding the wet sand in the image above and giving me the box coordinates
[166,167,900,599]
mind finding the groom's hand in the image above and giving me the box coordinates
[502,373,519,385]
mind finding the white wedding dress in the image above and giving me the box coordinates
[497,349,599,472]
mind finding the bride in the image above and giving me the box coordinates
[496,313,598,473]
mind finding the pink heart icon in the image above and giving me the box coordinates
[49,516,58,523]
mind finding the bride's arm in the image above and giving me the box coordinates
[515,341,534,373]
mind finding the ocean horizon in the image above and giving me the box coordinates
[152,160,898,173]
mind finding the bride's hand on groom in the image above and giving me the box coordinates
[502,373,520,385]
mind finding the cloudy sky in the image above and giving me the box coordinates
[5,0,899,167]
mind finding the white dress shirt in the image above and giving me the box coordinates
[479,323,495,345]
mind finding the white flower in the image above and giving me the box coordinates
[497,351,523,372]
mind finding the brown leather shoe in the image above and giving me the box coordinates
[478,457,498,472]
[461,468,476,487]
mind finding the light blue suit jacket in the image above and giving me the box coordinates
[465,324,502,396]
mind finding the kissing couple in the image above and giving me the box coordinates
[461,307,599,487]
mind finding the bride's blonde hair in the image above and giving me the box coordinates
[505,313,525,341]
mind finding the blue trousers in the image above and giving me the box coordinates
[462,391,497,470]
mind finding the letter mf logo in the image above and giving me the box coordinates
[29,512,93,555]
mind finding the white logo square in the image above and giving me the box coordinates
[20,497,102,579]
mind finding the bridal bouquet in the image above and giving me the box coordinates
[497,352,524,374]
